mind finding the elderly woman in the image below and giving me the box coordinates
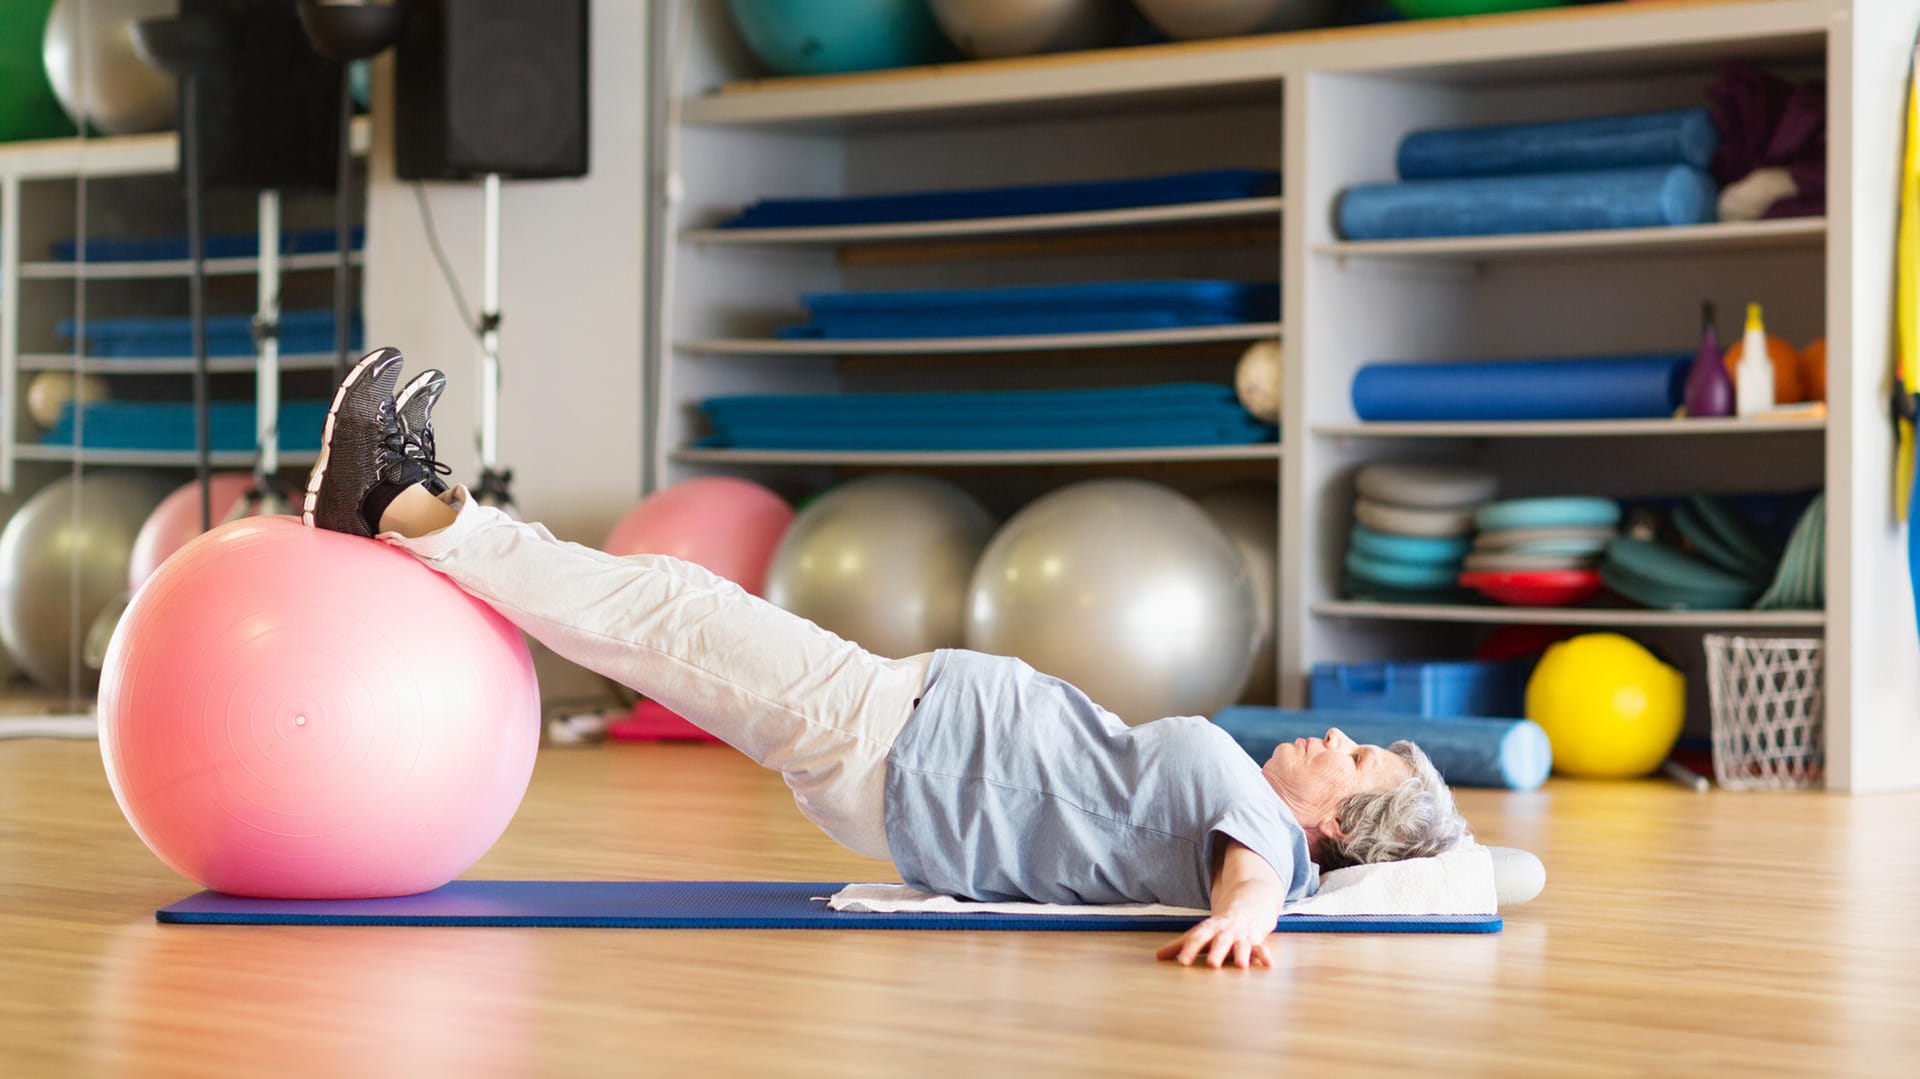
[302,349,1471,970]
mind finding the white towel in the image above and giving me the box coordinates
[828,844,1499,918]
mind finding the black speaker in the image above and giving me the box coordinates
[181,0,343,191]
[395,0,590,181]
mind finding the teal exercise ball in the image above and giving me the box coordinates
[0,0,75,142]
[725,0,955,76]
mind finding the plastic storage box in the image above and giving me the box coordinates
[1309,658,1533,719]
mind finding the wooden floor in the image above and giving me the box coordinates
[3,739,1918,1077]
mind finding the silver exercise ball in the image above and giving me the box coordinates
[1195,483,1278,704]
[0,484,32,685]
[929,0,1124,59]
[765,474,995,658]
[966,479,1256,725]
[44,0,179,136]
[0,471,172,692]
[1130,0,1335,40]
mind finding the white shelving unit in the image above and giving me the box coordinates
[656,0,1920,791]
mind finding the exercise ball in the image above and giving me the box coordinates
[1525,632,1683,778]
[928,0,1122,58]
[765,474,993,658]
[0,471,170,692]
[126,471,257,591]
[603,476,793,596]
[0,483,32,683]
[99,516,541,899]
[1234,338,1282,424]
[43,0,178,137]
[26,370,110,429]
[1131,0,1334,39]
[725,0,955,76]
[967,479,1255,724]
[0,0,76,142]
[1195,483,1278,704]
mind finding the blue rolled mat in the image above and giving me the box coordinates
[721,169,1282,229]
[1351,353,1690,422]
[1397,108,1720,181]
[1212,706,1553,791]
[1336,165,1717,241]
[158,880,1500,933]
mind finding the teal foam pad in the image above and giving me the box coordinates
[157,881,1501,933]
[1214,707,1552,792]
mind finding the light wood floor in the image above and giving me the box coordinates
[3,739,1918,1078]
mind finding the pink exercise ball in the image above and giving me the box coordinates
[603,476,793,595]
[99,516,540,899]
[126,472,257,591]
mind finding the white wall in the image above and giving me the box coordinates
[362,0,650,703]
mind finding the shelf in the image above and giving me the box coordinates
[0,117,371,180]
[19,353,344,374]
[1316,218,1825,262]
[1311,600,1825,629]
[19,251,364,281]
[682,197,1284,247]
[679,323,1281,356]
[1313,416,1827,439]
[684,1,1825,129]
[11,445,317,468]
[675,444,1280,467]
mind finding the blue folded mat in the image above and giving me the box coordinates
[1337,165,1718,241]
[1351,353,1690,422]
[52,226,365,262]
[42,400,329,452]
[700,420,1275,451]
[55,310,362,358]
[721,169,1282,229]
[1397,108,1720,181]
[778,280,1278,340]
[158,880,1500,933]
[1213,706,1552,792]
[704,382,1242,420]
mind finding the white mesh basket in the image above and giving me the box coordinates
[1703,635,1824,790]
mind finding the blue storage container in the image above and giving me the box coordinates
[1309,658,1533,719]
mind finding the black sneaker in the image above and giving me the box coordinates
[303,347,426,537]
[395,368,452,495]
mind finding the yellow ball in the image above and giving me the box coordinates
[1525,633,1684,778]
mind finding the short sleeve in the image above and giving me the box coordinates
[1206,798,1318,904]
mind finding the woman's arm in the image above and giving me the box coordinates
[1155,837,1285,968]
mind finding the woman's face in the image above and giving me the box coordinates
[1261,728,1413,834]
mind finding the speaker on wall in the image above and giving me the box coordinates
[181,0,343,191]
[395,0,590,181]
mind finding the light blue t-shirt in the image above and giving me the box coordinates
[882,649,1317,909]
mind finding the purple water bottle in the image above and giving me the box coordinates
[1684,301,1735,418]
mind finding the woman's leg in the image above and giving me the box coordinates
[379,484,928,860]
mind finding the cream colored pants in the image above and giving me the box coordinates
[385,487,930,859]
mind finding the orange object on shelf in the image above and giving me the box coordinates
[1803,337,1828,402]
[1723,333,1806,403]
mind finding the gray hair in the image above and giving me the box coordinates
[1320,741,1469,870]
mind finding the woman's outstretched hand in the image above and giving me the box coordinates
[1156,837,1284,969]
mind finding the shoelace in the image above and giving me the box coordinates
[384,429,453,484]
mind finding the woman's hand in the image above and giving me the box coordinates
[1156,910,1274,968]
[1156,837,1284,968]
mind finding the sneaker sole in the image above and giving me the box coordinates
[303,347,403,529]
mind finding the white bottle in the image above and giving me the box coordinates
[1735,302,1776,417]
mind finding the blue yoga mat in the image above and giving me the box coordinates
[704,382,1242,421]
[157,880,1501,933]
[1336,165,1718,241]
[780,280,1278,340]
[699,420,1275,452]
[1397,108,1720,181]
[43,400,329,452]
[1213,707,1553,792]
[721,169,1282,229]
[1351,353,1691,422]
[51,226,365,262]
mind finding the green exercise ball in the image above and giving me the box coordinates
[0,471,172,692]
[0,0,76,143]
[1389,0,1567,19]
[725,0,955,76]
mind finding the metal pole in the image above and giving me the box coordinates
[334,66,354,381]
[185,78,210,531]
[257,189,281,480]
[480,171,501,472]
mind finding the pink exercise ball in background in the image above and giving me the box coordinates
[126,472,257,591]
[603,476,794,595]
[99,516,540,899]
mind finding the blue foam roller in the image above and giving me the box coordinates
[1351,354,1690,422]
[1336,165,1717,241]
[1397,108,1720,181]
[1212,706,1552,791]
